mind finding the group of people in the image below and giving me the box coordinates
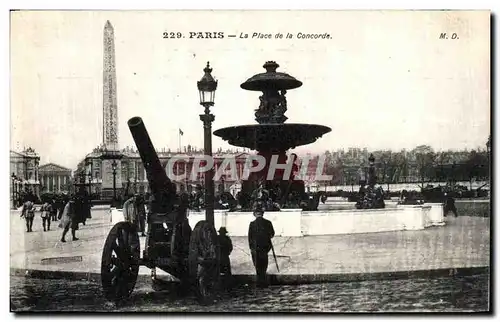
[20,192,92,242]
[218,191,277,288]
[215,200,276,288]
[180,183,237,212]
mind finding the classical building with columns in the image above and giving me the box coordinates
[38,163,72,193]
[10,147,41,197]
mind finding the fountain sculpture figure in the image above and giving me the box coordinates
[355,154,386,209]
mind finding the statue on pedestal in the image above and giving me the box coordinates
[355,154,385,209]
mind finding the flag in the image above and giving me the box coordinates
[179,129,184,136]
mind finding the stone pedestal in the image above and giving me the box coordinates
[426,203,445,226]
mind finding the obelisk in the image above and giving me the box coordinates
[101,20,122,196]
[103,20,118,152]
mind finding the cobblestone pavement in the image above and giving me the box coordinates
[10,274,489,312]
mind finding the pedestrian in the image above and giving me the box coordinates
[135,194,147,237]
[40,200,52,231]
[248,202,275,288]
[50,199,58,221]
[82,190,92,225]
[193,184,204,210]
[444,193,458,217]
[178,187,190,219]
[123,194,138,227]
[186,184,194,209]
[144,192,152,221]
[218,227,233,277]
[21,199,35,232]
[57,195,65,221]
[59,198,79,242]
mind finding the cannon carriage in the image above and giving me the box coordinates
[100,117,220,304]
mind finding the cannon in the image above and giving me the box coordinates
[100,117,220,304]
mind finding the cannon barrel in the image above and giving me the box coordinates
[128,116,176,212]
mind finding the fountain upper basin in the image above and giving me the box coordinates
[214,123,332,151]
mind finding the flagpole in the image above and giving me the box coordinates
[178,129,181,153]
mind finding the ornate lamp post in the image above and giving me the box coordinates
[78,171,86,192]
[95,171,101,195]
[111,160,118,201]
[368,154,376,187]
[88,171,93,194]
[197,62,217,225]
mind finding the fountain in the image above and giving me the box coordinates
[214,61,331,209]
[113,61,446,237]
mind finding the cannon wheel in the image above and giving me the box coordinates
[101,221,140,302]
[188,220,220,304]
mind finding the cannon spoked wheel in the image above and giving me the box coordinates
[188,220,220,304]
[101,221,140,302]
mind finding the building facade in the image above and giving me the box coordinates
[10,147,41,205]
[39,163,72,194]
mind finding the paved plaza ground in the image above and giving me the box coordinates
[10,206,490,284]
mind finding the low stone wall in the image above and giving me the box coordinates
[301,205,432,236]
[318,200,399,210]
[111,204,444,237]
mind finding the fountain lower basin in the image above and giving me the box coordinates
[111,203,445,237]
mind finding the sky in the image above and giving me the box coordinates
[10,10,490,169]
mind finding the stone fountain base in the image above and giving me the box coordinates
[111,204,445,237]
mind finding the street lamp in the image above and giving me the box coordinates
[197,61,217,225]
[111,160,118,202]
[368,154,376,187]
[88,171,92,194]
[95,171,100,195]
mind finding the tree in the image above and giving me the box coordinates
[391,152,408,183]
[413,145,436,187]
[465,150,488,190]
[435,151,452,182]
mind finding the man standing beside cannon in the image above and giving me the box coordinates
[135,194,147,237]
[123,194,139,229]
[248,201,275,288]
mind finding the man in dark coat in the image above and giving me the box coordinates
[83,190,92,223]
[444,193,458,217]
[248,202,275,287]
[218,227,233,276]
[50,198,58,221]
